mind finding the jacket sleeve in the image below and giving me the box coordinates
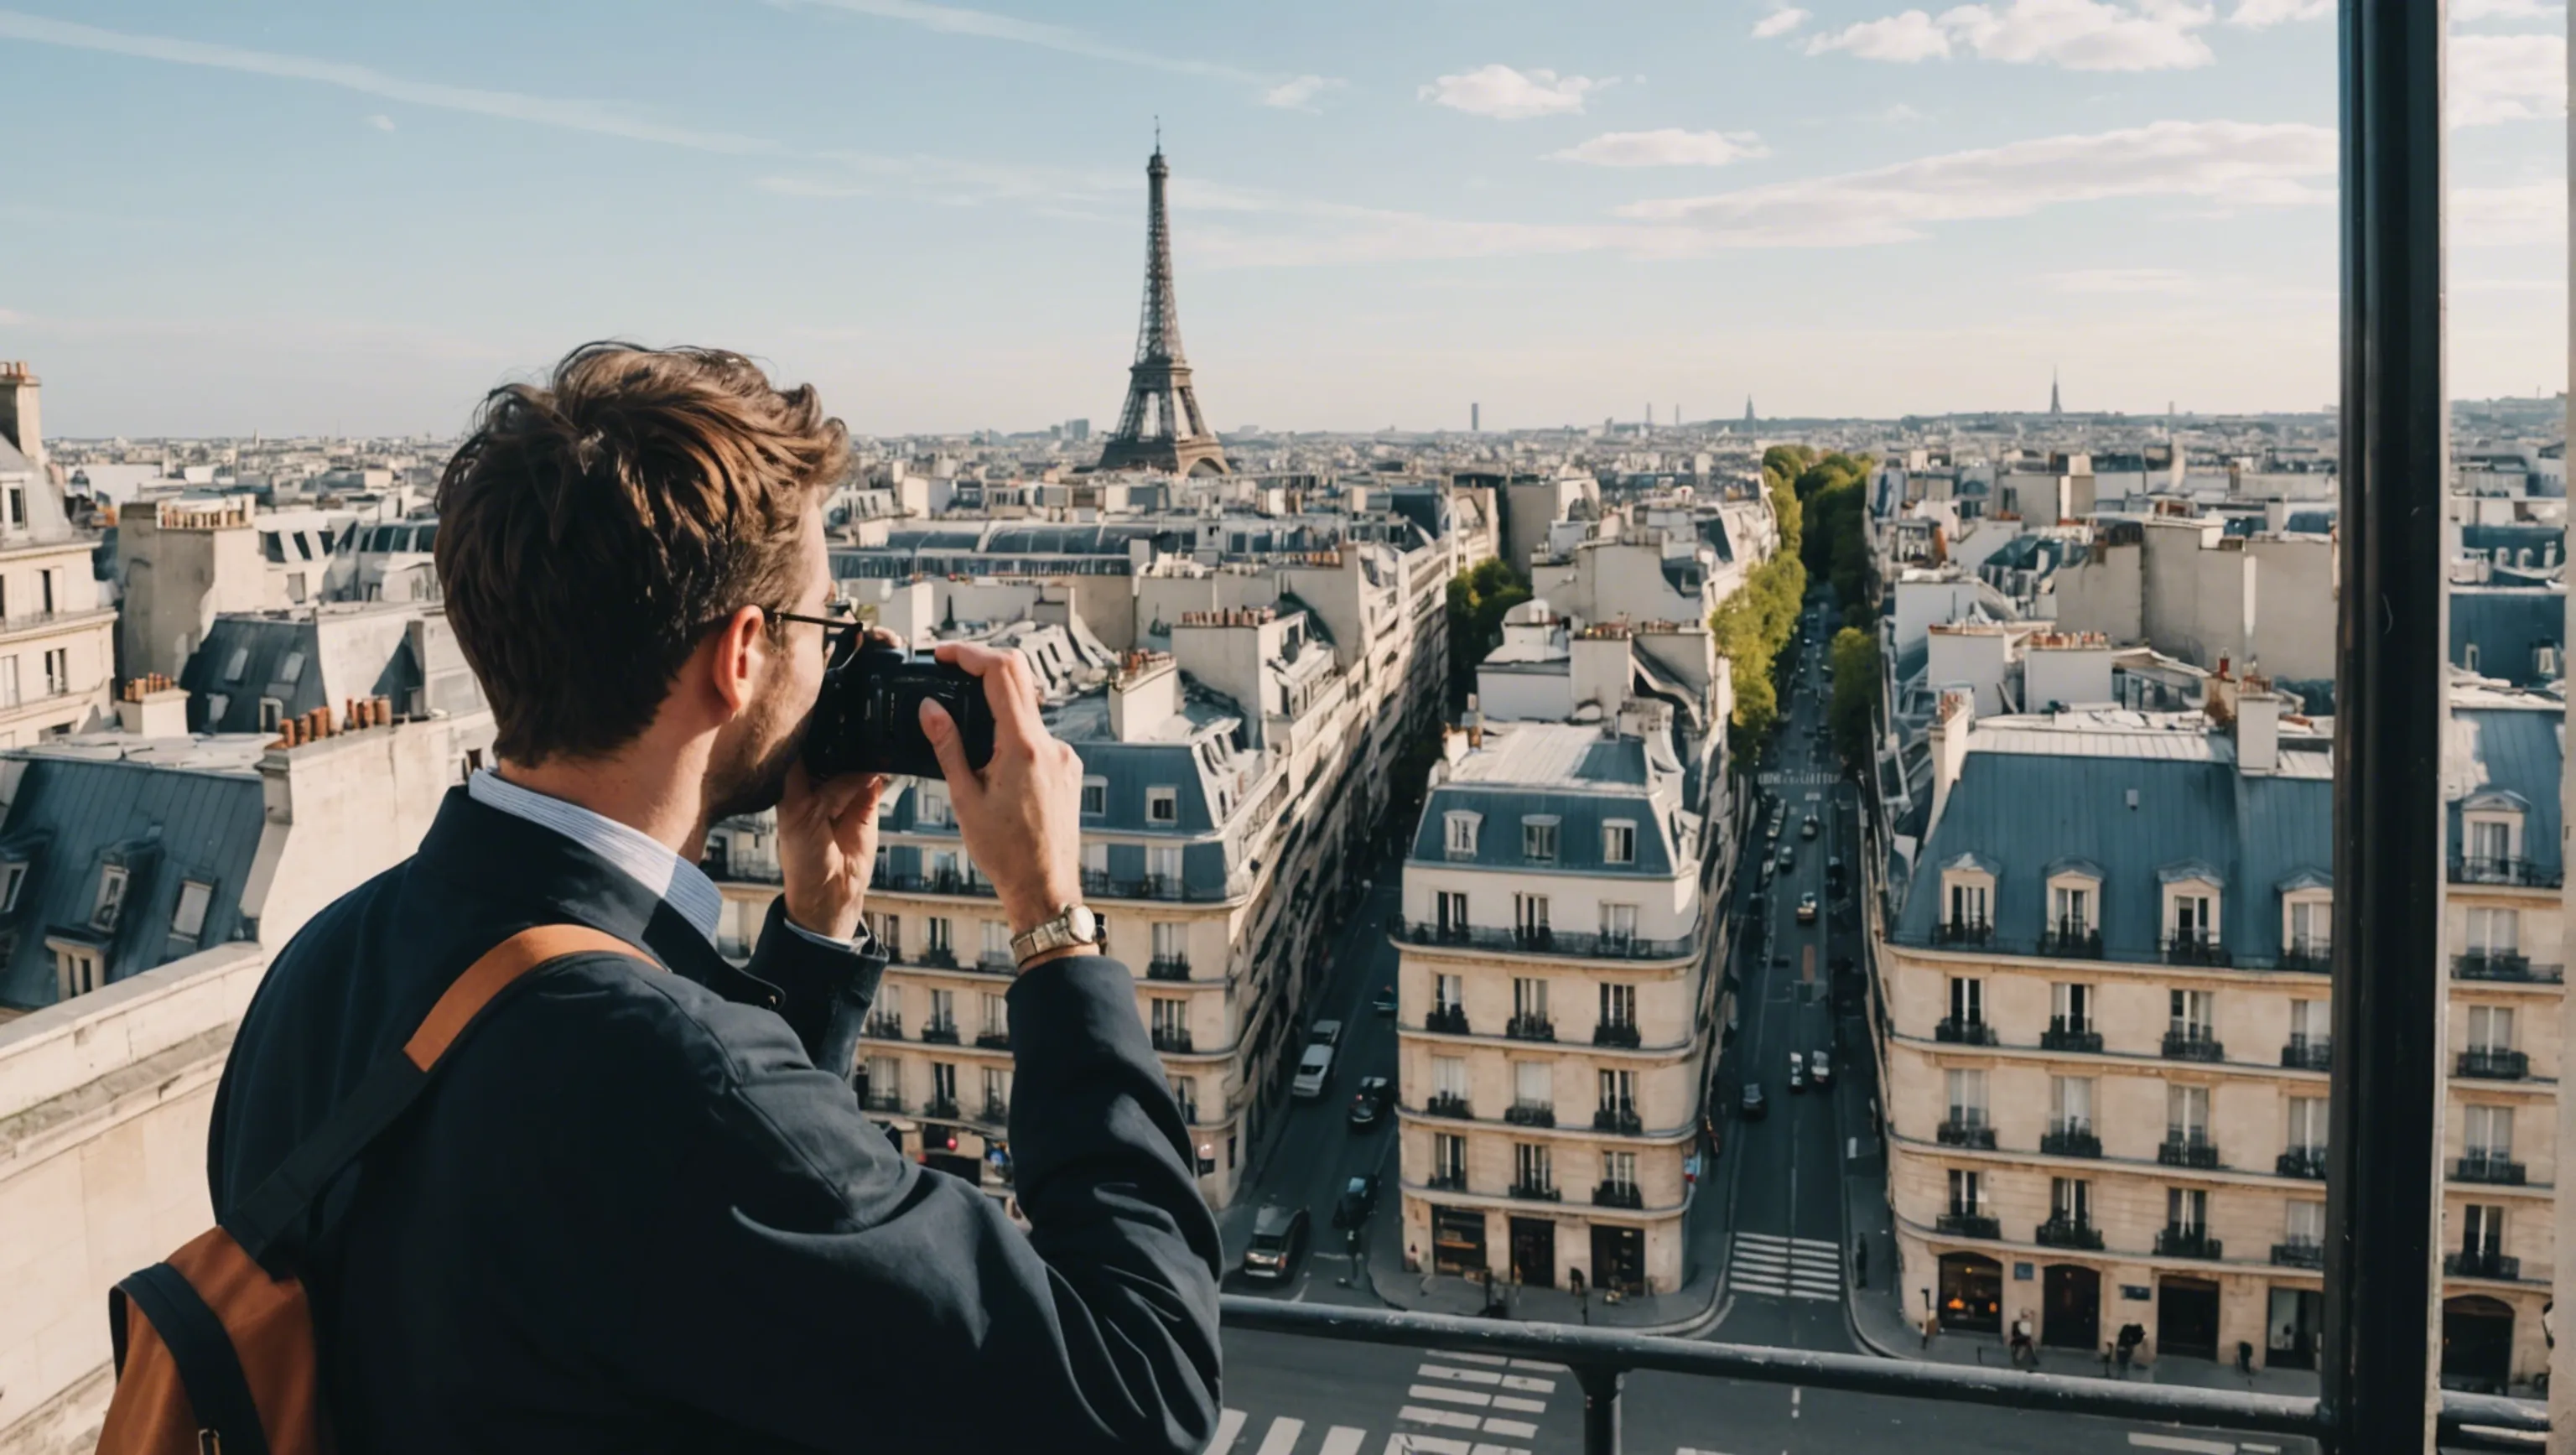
[738,895,884,1079]
[538,953,1223,1455]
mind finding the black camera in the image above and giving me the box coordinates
[804,641,996,782]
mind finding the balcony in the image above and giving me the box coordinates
[1390,917,1695,962]
[1936,1120,1997,1149]
[1508,1181,1562,1203]
[1146,955,1192,982]
[2040,1125,2101,1159]
[1934,1018,1997,1046]
[1426,1170,1468,1192]
[1504,1102,1557,1128]
[2035,1216,2104,1250]
[981,1096,1010,1125]
[2445,1250,2523,1281]
[2276,1146,2329,1181]
[1076,868,1253,904]
[1150,1026,1196,1053]
[1425,1006,1470,1036]
[976,952,1015,973]
[913,947,959,969]
[2039,1018,2102,1053]
[2162,1030,2225,1062]
[1505,1014,1557,1042]
[860,1092,904,1114]
[2156,1227,2224,1260]
[2037,922,2104,959]
[863,1014,902,1040]
[974,1029,1012,1050]
[877,869,994,900]
[2272,1240,2325,1270]
[2282,1037,2334,1071]
[2450,855,2563,889]
[2158,1135,2221,1169]
[2454,1154,2527,1186]
[2277,940,2333,974]
[2162,933,2231,968]
[1426,1092,1473,1120]
[2455,1047,2531,1080]
[1592,1181,1645,1210]
[2451,951,2563,984]
[1935,1213,2002,1240]
[1592,1021,1643,1049]
[920,1018,960,1045]
[1934,917,1992,948]
[922,1097,961,1121]
[1592,1106,1643,1135]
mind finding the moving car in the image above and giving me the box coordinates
[1347,1075,1393,1130]
[1777,846,1795,873]
[1827,858,1846,890]
[1291,1042,1336,1100]
[1741,1082,1768,1120]
[1788,1051,1808,1092]
[1370,984,1399,1016]
[1332,1173,1381,1229]
[1801,813,1820,839]
[1810,1048,1834,1088]
[1796,891,1819,923]
[1241,1204,1311,1282]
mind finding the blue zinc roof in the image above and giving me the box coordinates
[2450,705,2565,881]
[2451,588,2563,686]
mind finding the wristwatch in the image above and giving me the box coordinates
[1011,904,1102,967]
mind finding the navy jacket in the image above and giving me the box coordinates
[207,787,1223,1453]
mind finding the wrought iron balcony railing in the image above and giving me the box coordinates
[1425,1006,1470,1035]
[1146,955,1192,981]
[1934,917,1992,947]
[2040,1125,2101,1159]
[1592,1181,1645,1209]
[2276,939,2333,973]
[2039,1018,2101,1052]
[2037,922,2103,959]
[1150,1026,1196,1053]
[2155,1226,2223,1260]
[1592,1021,1643,1048]
[2451,951,2563,983]
[981,1096,1010,1125]
[1426,1170,1468,1192]
[1509,1180,1562,1203]
[1505,1014,1557,1042]
[2161,1031,2224,1062]
[1389,917,1696,961]
[912,947,959,969]
[2444,1250,2522,1281]
[2454,1047,2530,1080]
[1936,1120,1996,1149]
[860,1092,904,1114]
[1934,1018,1997,1046]
[922,1097,960,1121]
[1425,1092,1473,1119]
[2158,1135,2220,1169]
[2275,1146,2328,1181]
[1592,1106,1643,1135]
[920,1018,959,1044]
[2035,1216,2103,1250]
[1935,1213,2002,1239]
[1504,1102,1557,1128]
[2454,1154,2526,1185]
[863,1014,902,1040]
[2162,932,2231,968]
[2450,855,2563,888]
[2281,1037,2333,1071]
[974,1029,1012,1050]
[2272,1240,2324,1269]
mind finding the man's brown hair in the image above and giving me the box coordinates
[434,342,851,765]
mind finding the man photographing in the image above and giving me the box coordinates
[204,342,1224,1452]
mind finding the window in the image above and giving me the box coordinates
[2467,907,2520,955]
[203,692,227,722]
[2169,890,2213,942]
[225,647,250,683]
[982,1064,1011,1112]
[54,944,100,1000]
[1432,973,1462,1015]
[2169,988,2215,1040]
[1080,840,1109,875]
[1514,893,1550,938]
[928,1063,957,1104]
[1433,1055,1467,1099]
[1436,891,1468,935]
[2466,817,2514,863]
[2286,1199,2326,1248]
[2052,1177,2091,1224]
[1146,787,1178,824]
[2051,981,2091,1031]
[2049,1075,2094,1132]
[1948,976,1984,1026]
[1514,1142,1552,1192]
[44,648,68,696]
[1945,1068,1987,1126]
[1151,922,1185,963]
[1444,812,1480,857]
[285,572,307,605]
[865,1056,900,1107]
[2463,1203,2506,1256]
[1948,1167,1982,1216]
[2468,1004,2515,1052]
[277,651,306,684]
[259,699,283,733]
[1169,1074,1198,1119]
[863,910,899,959]
[2286,897,2329,958]
[2287,1096,2327,1153]
[1512,976,1549,1021]
[925,917,953,954]
[1598,1068,1635,1115]
[0,657,18,709]
[0,860,23,913]
[2466,1104,2515,1159]
[2168,1186,2209,1234]
[291,533,314,562]
[171,881,213,942]
[4,484,23,530]
[2168,1083,2210,1141]
[1945,877,1989,928]
[1600,902,1637,943]
[1599,982,1636,1030]
[875,984,902,1021]
[979,920,1010,966]
[1602,820,1636,865]
[1432,1132,1467,1182]
[1602,1150,1638,1191]
[1521,816,1559,862]
[92,865,127,931]
[1513,1060,1551,1111]
[929,850,960,884]
[1081,777,1107,815]
[2049,882,2093,932]
[925,987,954,1030]
[2290,998,2329,1045]
[1147,844,1182,883]
[918,784,952,828]
[2540,644,2561,678]
[1150,997,1187,1037]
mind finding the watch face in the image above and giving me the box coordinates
[1067,906,1098,942]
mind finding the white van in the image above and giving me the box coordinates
[1291,1042,1335,1099]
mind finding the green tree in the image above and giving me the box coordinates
[1446,558,1530,709]
[1828,626,1883,769]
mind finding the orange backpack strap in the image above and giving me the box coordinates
[223,925,648,1271]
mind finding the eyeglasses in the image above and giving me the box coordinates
[766,600,863,669]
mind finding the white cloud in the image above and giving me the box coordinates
[1809,0,2217,70]
[1620,119,2331,244]
[1262,75,1343,110]
[1548,129,1769,167]
[1419,64,1604,119]
[756,175,874,198]
[1753,8,1811,38]
[2225,0,2328,26]
[2047,267,2196,293]
[365,113,394,131]
[2454,182,2566,246]
[2453,34,2565,126]
[0,8,778,153]
[2454,0,2560,20]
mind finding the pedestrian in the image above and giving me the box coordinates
[2236,1341,2255,1378]
[1854,1237,1869,1288]
[193,346,1222,1455]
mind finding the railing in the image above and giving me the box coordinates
[2445,1250,2523,1281]
[977,951,1015,972]
[860,1092,904,1114]
[922,1097,960,1120]
[1426,1170,1468,1192]
[2158,1136,2220,1169]
[1592,1107,1643,1135]
[2034,1217,2103,1250]
[2277,940,2333,974]
[1389,917,1696,962]
[1935,1212,2001,1239]
[2451,951,2563,983]
[1505,1014,1557,1042]
[975,1029,1012,1050]
[1147,955,1192,981]
[2161,1030,2225,1062]
[1508,1180,1562,1203]
[981,1096,1010,1125]
[1426,1093,1472,1119]
[1935,1120,1996,1149]
[1150,1027,1196,1052]
[2450,855,2563,888]
[2454,1154,2526,1185]
[914,946,959,969]
[864,1014,902,1040]
[2272,1240,2325,1270]
[1934,1018,1996,1045]
[876,870,992,899]
[1934,918,1992,947]
[2455,1047,2530,1079]
[2162,933,2231,968]
[2281,1037,2333,1071]
[2036,922,2103,959]
[921,1018,959,1044]
[2155,1227,2223,1260]
[2038,1019,2101,1052]
[2040,1125,2101,1159]
[2275,1146,2329,1180]
[1504,1102,1557,1128]
[1592,1021,1643,1048]
[1425,1006,1470,1035]
[1077,868,1250,903]
[1592,1181,1644,1210]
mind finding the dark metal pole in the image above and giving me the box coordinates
[1577,1365,1623,1455]
[2326,0,2447,1452]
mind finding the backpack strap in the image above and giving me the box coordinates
[225,925,649,1271]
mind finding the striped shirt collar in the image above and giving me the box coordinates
[467,768,723,946]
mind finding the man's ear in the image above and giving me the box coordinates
[702,605,768,719]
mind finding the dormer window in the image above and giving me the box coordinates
[2459,792,2528,882]
[92,865,127,932]
[1445,811,1481,859]
[277,651,306,684]
[2277,869,2332,969]
[0,860,24,913]
[917,783,952,828]
[224,647,250,683]
[1081,777,1107,816]
[1603,820,1637,865]
[2042,858,2102,956]
[172,881,213,943]
[2539,644,2560,678]
[1936,854,1996,945]
[2160,861,2224,964]
[1521,816,1560,863]
[1146,787,1179,825]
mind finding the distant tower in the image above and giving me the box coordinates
[1098,140,1228,475]
[1744,396,1756,424]
[1472,403,1481,433]
[2049,369,2063,417]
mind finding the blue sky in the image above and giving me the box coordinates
[5,0,2563,436]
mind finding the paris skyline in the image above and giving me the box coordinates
[4,0,2563,437]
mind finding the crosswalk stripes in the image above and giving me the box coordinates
[1726,1231,1845,1303]
[1756,770,1835,787]
[1208,1348,1565,1455]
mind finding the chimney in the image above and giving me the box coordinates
[1570,624,1635,719]
[2236,689,2281,774]
[1927,688,1976,835]
[0,361,39,467]
[1107,650,1180,743]
[1464,693,1484,750]
[116,676,190,736]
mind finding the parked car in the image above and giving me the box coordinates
[1810,1048,1835,1089]
[1310,1018,1344,1048]
[1796,891,1819,923]
[1332,1173,1381,1229]
[1788,1051,1808,1092]
[1291,1042,1336,1100]
[1370,984,1399,1016]
[1347,1075,1393,1130]
[1741,1083,1768,1120]
[1241,1204,1311,1282]
[1827,858,1846,890]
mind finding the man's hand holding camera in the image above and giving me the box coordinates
[918,641,1092,970]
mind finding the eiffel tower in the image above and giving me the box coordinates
[1098,140,1229,476]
